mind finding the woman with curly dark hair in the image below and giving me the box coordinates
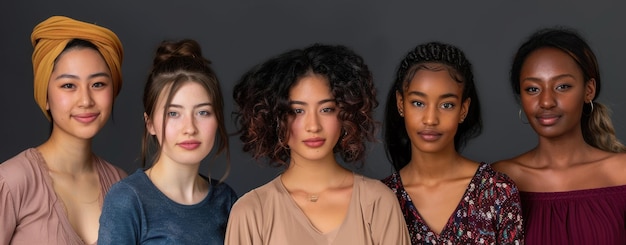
[225,43,409,245]
[493,27,626,244]
[382,42,524,244]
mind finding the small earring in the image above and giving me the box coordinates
[518,109,529,124]
[589,100,594,114]
[398,110,404,117]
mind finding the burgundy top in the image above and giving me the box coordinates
[521,185,626,245]
[382,163,524,245]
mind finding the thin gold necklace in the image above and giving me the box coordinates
[304,172,351,203]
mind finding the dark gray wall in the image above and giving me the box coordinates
[1,0,624,196]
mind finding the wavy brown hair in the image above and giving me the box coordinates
[232,43,378,167]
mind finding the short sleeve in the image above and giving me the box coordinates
[98,182,143,245]
[0,177,18,244]
[364,180,411,245]
[224,191,264,245]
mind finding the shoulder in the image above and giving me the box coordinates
[230,178,280,215]
[0,149,44,191]
[355,174,398,205]
[490,155,528,184]
[105,171,147,200]
[93,155,127,179]
[473,164,520,200]
[600,151,626,186]
[228,180,280,226]
[209,179,239,204]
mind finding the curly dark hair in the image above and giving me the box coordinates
[384,41,482,171]
[510,27,625,153]
[141,39,230,173]
[233,43,378,167]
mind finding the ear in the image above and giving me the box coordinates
[395,91,404,117]
[585,78,597,102]
[144,112,156,136]
[460,97,471,123]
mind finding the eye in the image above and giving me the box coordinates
[198,110,212,117]
[61,83,75,89]
[321,107,335,113]
[92,82,107,88]
[441,102,455,109]
[410,101,424,107]
[167,111,179,118]
[524,87,540,94]
[556,84,572,91]
[292,108,304,114]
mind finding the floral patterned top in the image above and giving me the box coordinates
[382,163,524,245]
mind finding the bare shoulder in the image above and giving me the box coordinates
[491,154,530,182]
[601,152,626,185]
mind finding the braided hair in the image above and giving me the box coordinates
[384,42,482,171]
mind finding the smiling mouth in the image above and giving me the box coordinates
[73,113,99,123]
[536,115,560,126]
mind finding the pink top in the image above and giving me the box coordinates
[521,185,626,245]
[0,148,126,245]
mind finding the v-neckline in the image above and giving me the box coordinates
[397,164,482,239]
[277,173,357,236]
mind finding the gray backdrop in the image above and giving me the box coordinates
[1,0,624,196]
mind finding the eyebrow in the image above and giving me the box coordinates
[54,72,111,81]
[522,74,576,83]
[289,98,336,105]
[407,91,459,99]
[168,102,213,109]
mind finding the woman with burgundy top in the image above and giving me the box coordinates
[493,27,626,244]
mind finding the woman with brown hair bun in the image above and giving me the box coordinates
[98,39,237,245]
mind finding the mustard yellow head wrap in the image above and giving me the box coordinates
[31,16,123,120]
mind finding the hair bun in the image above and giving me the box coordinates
[153,39,208,66]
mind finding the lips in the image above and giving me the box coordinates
[178,140,201,150]
[535,114,561,126]
[418,130,442,142]
[73,113,99,123]
[303,137,325,148]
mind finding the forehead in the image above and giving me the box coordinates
[289,74,332,99]
[406,68,464,94]
[156,81,212,106]
[521,47,582,76]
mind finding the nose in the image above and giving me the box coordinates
[78,86,95,108]
[539,89,557,109]
[183,114,198,135]
[305,111,322,133]
[422,106,439,126]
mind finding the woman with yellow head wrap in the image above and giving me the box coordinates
[0,16,127,245]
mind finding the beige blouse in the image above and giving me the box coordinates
[225,173,410,245]
[0,148,126,245]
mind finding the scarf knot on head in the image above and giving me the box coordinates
[30,16,123,120]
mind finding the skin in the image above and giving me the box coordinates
[395,67,477,235]
[144,81,217,205]
[493,47,626,192]
[279,73,354,233]
[36,47,114,244]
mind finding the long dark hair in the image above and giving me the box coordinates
[384,42,482,171]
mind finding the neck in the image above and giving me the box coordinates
[404,145,464,181]
[37,130,93,173]
[147,157,206,204]
[533,129,596,168]
[281,154,350,193]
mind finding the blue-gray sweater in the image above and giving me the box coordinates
[98,169,237,245]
